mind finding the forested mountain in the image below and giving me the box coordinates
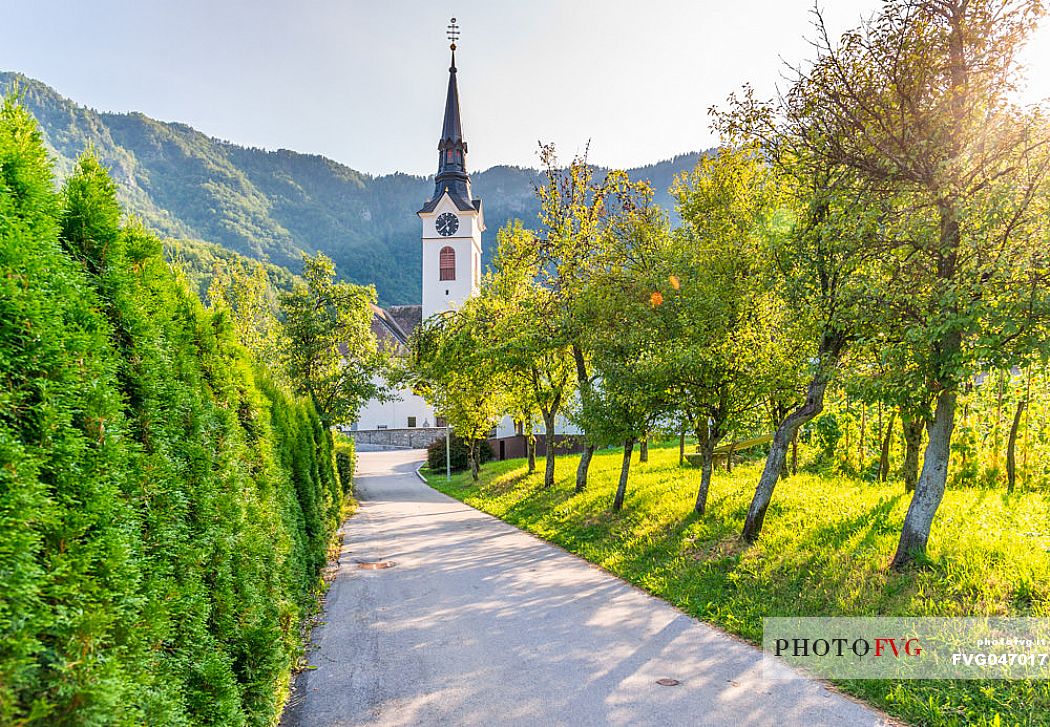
[165,236,300,300]
[0,72,704,304]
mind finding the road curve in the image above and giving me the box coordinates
[280,449,894,727]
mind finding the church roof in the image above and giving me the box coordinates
[387,304,423,338]
[418,193,482,214]
[369,303,423,351]
[419,43,479,214]
[440,51,463,144]
[370,303,409,348]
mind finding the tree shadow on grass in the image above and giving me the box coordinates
[580,493,925,636]
[481,467,538,496]
[804,494,905,551]
[467,458,921,620]
[770,495,922,616]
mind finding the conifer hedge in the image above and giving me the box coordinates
[0,97,349,725]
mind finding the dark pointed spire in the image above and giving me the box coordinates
[428,17,473,209]
[440,47,463,143]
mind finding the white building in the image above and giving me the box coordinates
[353,35,482,433]
[353,32,577,449]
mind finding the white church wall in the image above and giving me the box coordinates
[421,194,483,319]
[354,381,435,432]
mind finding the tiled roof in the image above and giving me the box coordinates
[369,303,423,351]
[369,303,410,348]
[386,305,423,339]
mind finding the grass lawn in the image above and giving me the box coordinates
[422,442,1050,727]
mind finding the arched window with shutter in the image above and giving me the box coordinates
[439,246,456,281]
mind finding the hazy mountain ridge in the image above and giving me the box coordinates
[1,71,705,304]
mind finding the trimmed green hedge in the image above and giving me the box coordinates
[426,434,494,473]
[0,98,343,725]
[334,437,356,498]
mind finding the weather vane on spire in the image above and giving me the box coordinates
[447,17,460,51]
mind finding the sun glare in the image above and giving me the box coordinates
[1016,17,1050,106]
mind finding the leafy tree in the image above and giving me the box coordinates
[780,0,1050,567]
[411,304,507,482]
[505,380,540,475]
[485,222,576,487]
[574,336,670,512]
[662,145,799,514]
[528,145,654,492]
[207,255,288,374]
[281,252,386,426]
[573,214,672,511]
[711,91,882,542]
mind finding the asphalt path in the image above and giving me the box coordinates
[280,449,893,727]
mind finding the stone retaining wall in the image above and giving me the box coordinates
[346,427,447,451]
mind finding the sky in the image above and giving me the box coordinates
[4,1,1050,176]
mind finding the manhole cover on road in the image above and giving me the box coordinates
[655,678,681,687]
[355,560,396,570]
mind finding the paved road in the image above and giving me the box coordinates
[281,450,893,727]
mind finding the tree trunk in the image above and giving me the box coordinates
[891,389,958,569]
[878,411,896,483]
[791,431,798,476]
[843,398,852,471]
[742,368,833,543]
[575,444,595,493]
[542,410,557,489]
[639,437,649,462]
[726,440,735,473]
[992,372,1006,472]
[901,414,923,493]
[679,429,686,466]
[613,438,635,512]
[526,432,536,474]
[572,344,595,491]
[468,440,480,483]
[1022,367,1033,473]
[859,403,867,471]
[694,439,716,515]
[1006,399,1026,493]
[778,422,790,480]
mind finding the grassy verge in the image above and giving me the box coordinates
[422,443,1049,727]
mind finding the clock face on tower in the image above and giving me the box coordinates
[435,212,459,237]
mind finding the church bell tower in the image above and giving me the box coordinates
[418,17,484,320]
